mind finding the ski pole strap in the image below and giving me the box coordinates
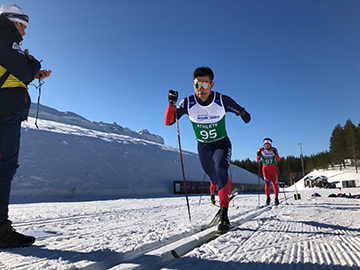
[34,78,43,129]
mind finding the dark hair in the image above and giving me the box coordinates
[263,138,273,143]
[193,66,214,81]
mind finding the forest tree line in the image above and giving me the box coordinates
[232,119,360,185]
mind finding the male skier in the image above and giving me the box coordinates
[165,66,250,233]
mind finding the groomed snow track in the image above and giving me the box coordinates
[80,206,271,270]
[3,190,360,269]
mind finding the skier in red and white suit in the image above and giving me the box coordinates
[257,138,280,205]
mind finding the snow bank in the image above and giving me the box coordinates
[14,115,258,202]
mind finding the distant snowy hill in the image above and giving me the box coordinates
[28,103,164,144]
[12,103,259,202]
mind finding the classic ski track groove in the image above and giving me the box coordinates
[3,196,360,269]
[15,207,193,242]
[80,205,271,269]
[194,209,360,268]
[14,204,177,227]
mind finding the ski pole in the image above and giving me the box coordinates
[275,162,288,205]
[229,165,235,207]
[271,148,288,204]
[34,77,44,129]
[198,173,207,206]
[174,108,191,221]
[258,161,261,206]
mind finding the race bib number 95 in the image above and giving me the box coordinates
[191,117,227,143]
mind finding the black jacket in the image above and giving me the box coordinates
[0,15,41,117]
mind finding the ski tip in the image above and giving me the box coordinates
[171,249,181,259]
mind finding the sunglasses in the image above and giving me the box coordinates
[193,81,212,90]
[3,13,29,23]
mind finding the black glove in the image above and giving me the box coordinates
[240,107,246,117]
[168,90,178,106]
[257,150,261,157]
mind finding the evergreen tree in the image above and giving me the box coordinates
[330,124,347,168]
[232,159,258,175]
[344,119,359,172]
[306,151,331,171]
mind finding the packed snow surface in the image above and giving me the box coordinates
[1,106,359,269]
[1,184,359,269]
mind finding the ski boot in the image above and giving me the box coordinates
[217,207,230,234]
[210,194,216,205]
[275,197,279,205]
[265,197,271,205]
[0,220,35,248]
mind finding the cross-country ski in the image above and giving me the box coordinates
[23,230,62,240]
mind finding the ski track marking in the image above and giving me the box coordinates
[2,189,360,269]
[165,199,360,270]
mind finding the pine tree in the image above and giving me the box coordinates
[344,119,359,172]
[330,124,347,169]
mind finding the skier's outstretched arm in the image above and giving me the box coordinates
[222,95,251,123]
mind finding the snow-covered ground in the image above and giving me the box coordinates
[1,105,359,269]
[1,182,359,269]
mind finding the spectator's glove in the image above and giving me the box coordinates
[168,90,178,106]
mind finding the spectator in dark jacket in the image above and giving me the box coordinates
[0,3,51,248]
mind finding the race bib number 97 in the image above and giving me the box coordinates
[262,156,276,165]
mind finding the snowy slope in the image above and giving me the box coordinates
[14,105,258,201]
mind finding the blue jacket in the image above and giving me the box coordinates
[0,15,41,117]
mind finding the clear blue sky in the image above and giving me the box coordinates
[13,0,360,161]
